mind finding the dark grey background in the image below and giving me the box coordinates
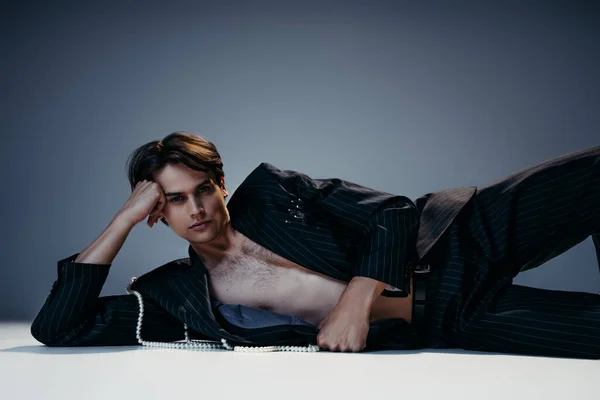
[2,1,599,321]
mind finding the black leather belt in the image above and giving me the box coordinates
[412,263,431,338]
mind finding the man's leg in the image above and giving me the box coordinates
[455,282,600,359]
[449,145,600,359]
[468,144,600,277]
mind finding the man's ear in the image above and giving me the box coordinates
[220,176,228,197]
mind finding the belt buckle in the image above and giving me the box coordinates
[413,264,431,274]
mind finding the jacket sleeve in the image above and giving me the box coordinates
[30,253,188,347]
[260,163,420,296]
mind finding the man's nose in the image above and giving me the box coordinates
[188,197,205,215]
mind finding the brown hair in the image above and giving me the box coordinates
[125,131,225,226]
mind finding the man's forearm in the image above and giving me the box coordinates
[338,276,388,313]
[74,212,136,264]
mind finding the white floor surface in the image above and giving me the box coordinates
[1,322,598,400]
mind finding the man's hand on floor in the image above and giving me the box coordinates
[316,301,370,352]
[316,276,387,352]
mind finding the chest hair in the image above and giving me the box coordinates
[208,239,281,292]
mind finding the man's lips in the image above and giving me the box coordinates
[190,220,210,228]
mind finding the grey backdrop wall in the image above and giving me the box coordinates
[2,0,599,321]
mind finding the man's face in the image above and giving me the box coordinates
[152,162,229,245]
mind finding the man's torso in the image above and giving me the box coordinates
[204,231,414,326]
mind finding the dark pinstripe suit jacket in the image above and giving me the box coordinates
[31,162,476,350]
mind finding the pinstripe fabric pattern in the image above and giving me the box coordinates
[30,254,205,346]
[415,186,476,260]
[421,145,600,359]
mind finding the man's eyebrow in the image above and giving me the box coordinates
[164,179,212,197]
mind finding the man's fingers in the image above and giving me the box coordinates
[317,334,331,350]
[316,335,325,348]
[317,329,365,352]
[319,342,363,353]
[147,209,164,227]
[317,338,345,352]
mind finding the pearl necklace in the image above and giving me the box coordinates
[126,277,320,353]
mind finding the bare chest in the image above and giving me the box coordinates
[207,245,286,302]
[205,235,413,326]
[206,237,347,324]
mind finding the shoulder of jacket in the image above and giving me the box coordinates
[134,257,191,283]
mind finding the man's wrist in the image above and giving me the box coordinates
[339,276,388,312]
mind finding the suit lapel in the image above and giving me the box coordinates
[416,186,477,260]
[168,261,251,343]
[129,253,250,343]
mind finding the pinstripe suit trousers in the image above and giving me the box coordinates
[420,145,600,359]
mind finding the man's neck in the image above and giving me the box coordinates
[191,225,242,267]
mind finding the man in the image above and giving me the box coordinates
[31,132,600,358]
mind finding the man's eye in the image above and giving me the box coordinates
[170,188,209,203]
